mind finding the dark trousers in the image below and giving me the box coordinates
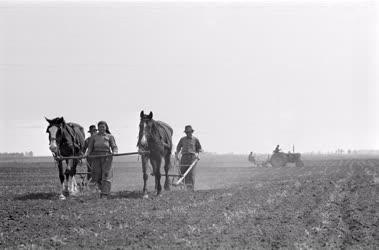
[91,152,113,195]
[86,158,94,181]
[180,154,197,190]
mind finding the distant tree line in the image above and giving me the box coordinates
[0,151,33,159]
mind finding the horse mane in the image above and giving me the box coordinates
[150,120,160,137]
[150,120,173,150]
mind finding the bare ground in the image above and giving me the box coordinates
[0,157,378,249]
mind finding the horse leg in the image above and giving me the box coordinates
[65,160,71,193]
[64,159,77,196]
[149,158,157,192]
[57,161,66,200]
[70,159,79,195]
[142,155,149,198]
[63,160,70,195]
[153,157,162,196]
[164,152,171,191]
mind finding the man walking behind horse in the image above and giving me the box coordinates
[175,125,202,191]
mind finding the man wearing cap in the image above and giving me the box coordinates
[83,125,97,181]
[175,125,202,191]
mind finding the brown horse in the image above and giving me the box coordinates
[45,117,85,199]
[137,111,173,198]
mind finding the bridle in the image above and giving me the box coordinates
[138,118,154,151]
[47,124,61,161]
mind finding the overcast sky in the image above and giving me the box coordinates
[0,0,377,156]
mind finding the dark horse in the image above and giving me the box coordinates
[137,111,173,198]
[45,117,85,200]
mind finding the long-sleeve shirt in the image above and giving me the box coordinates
[87,133,118,154]
[176,136,202,155]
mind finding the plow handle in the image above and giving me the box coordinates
[174,158,199,185]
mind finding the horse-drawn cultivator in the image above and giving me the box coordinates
[58,151,199,194]
[46,112,202,200]
[72,151,149,191]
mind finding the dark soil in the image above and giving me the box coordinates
[0,158,378,249]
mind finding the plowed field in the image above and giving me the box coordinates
[0,157,378,249]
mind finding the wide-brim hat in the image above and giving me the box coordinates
[184,125,194,133]
[88,125,97,133]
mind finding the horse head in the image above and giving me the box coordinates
[138,111,154,149]
[45,117,65,154]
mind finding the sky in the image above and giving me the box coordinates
[0,0,378,156]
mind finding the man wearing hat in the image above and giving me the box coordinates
[175,125,202,191]
[83,125,97,181]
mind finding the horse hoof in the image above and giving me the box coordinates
[59,194,66,200]
[143,194,149,199]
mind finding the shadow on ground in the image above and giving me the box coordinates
[110,190,144,200]
[15,192,57,200]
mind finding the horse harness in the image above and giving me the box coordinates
[51,123,83,162]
